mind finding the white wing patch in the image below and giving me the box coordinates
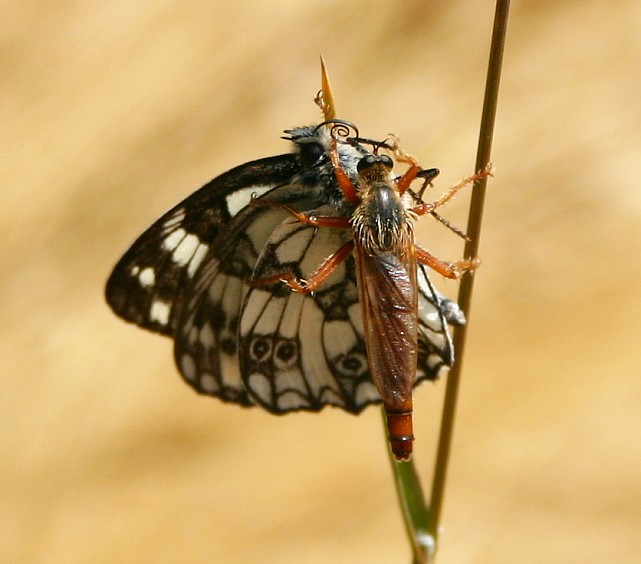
[171,233,201,266]
[187,242,209,277]
[138,267,155,287]
[160,228,206,273]
[162,228,187,252]
[150,300,171,325]
[161,207,186,231]
[180,353,197,381]
[225,185,273,216]
[199,373,218,393]
[274,223,315,264]
[300,299,344,403]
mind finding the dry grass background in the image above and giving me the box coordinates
[3,1,641,562]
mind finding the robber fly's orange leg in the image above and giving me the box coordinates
[386,138,423,197]
[396,165,421,196]
[248,240,355,294]
[410,168,493,216]
[250,197,351,229]
[329,139,359,204]
[416,246,479,280]
[413,169,490,275]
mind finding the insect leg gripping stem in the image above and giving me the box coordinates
[415,247,479,280]
[410,168,494,217]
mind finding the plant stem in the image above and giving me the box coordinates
[427,0,511,545]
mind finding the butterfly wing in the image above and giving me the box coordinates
[416,263,465,378]
[238,207,380,414]
[106,154,304,336]
[237,215,465,412]
[172,185,336,405]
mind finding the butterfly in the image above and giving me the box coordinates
[106,110,469,459]
[106,114,464,458]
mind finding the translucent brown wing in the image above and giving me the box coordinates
[353,244,419,408]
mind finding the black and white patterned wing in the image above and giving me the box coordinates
[106,154,303,336]
[166,131,369,405]
[172,185,335,405]
[238,207,380,414]
[415,263,466,379]
[105,123,365,337]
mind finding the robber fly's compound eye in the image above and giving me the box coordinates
[357,154,394,173]
[357,154,378,173]
[379,155,393,169]
[299,142,325,166]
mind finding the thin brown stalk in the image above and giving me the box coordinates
[426,0,511,546]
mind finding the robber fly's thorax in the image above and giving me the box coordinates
[351,155,414,256]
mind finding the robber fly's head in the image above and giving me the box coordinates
[356,154,394,184]
[352,153,413,255]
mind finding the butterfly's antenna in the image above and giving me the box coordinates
[316,55,336,121]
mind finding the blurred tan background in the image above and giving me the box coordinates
[3,1,641,562]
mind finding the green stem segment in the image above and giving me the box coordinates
[385,410,432,564]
